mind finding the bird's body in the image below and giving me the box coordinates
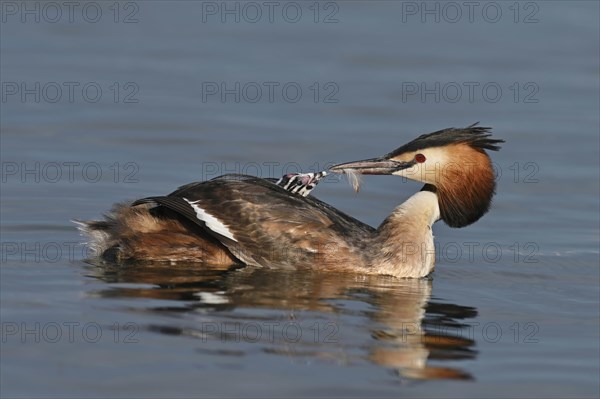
[78,125,503,278]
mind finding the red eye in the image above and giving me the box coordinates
[415,153,426,163]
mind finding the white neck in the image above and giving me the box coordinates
[372,191,440,278]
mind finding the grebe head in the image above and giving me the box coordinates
[330,124,504,228]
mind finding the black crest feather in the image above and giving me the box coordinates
[387,123,503,157]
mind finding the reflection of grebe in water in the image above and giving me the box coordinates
[89,264,477,380]
[78,124,502,278]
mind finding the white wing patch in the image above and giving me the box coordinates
[183,198,237,242]
[195,291,229,304]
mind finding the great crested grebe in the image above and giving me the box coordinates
[77,124,503,278]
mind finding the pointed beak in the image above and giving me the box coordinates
[330,156,415,175]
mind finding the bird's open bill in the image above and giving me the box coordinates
[330,157,415,175]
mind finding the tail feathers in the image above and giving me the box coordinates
[72,220,113,258]
[73,201,237,265]
[72,202,135,258]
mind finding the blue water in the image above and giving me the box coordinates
[1,1,599,398]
